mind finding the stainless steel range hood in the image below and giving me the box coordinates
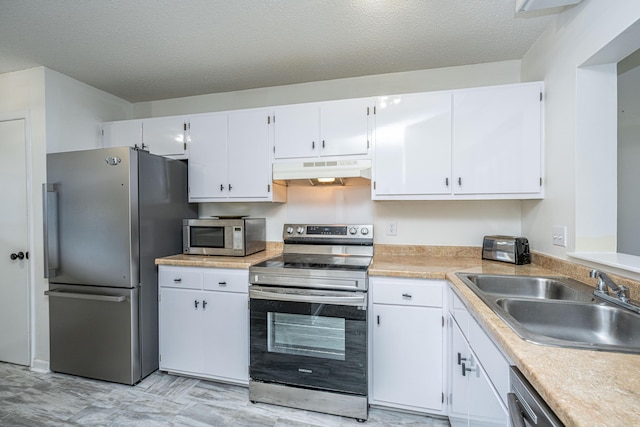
[273,159,371,186]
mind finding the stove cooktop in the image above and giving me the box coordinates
[253,254,371,272]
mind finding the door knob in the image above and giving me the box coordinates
[10,251,25,260]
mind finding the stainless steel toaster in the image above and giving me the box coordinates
[482,235,531,265]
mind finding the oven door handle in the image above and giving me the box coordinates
[249,288,366,307]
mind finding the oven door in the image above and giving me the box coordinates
[249,286,367,396]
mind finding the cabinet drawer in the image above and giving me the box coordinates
[371,277,443,307]
[158,266,203,290]
[203,269,248,293]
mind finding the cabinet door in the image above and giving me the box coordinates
[372,304,443,412]
[468,352,509,427]
[142,116,187,156]
[102,120,143,149]
[373,92,452,196]
[273,103,319,159]
[452,83,542,195]
[319,98,370,157]
[449,318,470,427]
[159,288,203,374]
[188,114,228,200]
[201,290,249,383]
[227,109,271,198]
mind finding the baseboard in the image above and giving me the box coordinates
[31,358,50,374]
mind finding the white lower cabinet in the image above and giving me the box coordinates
[447,284,509,426]
[369,277,445,414]
[158,265,249,385]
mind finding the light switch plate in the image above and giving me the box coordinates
[552,226,567,247]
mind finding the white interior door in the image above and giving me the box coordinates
[0,119,30,365]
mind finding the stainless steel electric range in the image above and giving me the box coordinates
[248,224,373,421]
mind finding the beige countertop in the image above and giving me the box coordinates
[370,252,640,427]
[155,249,280,269]
[157,246,640,426]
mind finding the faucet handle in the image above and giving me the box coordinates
[617,285,630,303]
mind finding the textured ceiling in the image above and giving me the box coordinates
[0,1,558,102]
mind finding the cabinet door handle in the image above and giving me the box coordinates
[377,315,380,325]
[322,140,325,148]
[218,281,227,287]
[202,300,207,309]
[457,352,467,365]
[194,300,200,309]
[402,293,412,299]
[462,362,477,377]
[445,177,449,187]
[220,184,224,192]
[312,141,315,149]
[458,177,462,186]
[228,184,232,191]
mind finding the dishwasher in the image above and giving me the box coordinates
[508,367,564,427]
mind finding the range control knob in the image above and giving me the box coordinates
[297,226,305,234]
[286,226,294,234]
[349,227,358,235]
[361,227,369,236]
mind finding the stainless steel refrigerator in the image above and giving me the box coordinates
[43,147,197,385]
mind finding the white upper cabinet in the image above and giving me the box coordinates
[102,116,187,158]
[188,109,285,203]
[102,119,143,149]
[141,116,188,157]
[188,113,228,200]
[452,82,543,196]
[373,91,452,197]
[273,98,372,159]
[373,82,544,200]
[227,109,273,199]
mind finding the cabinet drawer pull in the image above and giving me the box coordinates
[218,281,227,287]
[173,278,182,283]
[402,293,412,299]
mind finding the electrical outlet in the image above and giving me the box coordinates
[552,226,567,247]
[386,221,397,236]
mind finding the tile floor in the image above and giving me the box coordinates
[0,362,450,426]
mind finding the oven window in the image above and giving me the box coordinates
[190,226,224,248]
[267,312,345,361]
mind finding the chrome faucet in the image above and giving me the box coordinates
[590,269,629,303]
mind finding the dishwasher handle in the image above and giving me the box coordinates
[508,392,527,427]
[45,290,126,303]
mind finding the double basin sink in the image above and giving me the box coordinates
[456,273,640,353]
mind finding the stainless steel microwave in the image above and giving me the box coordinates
[183,218,266,256]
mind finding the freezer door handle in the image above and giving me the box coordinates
[42,183,59,278]
[45,290,127,303]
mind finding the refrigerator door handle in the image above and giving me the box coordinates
[42,183,59,278]
[44,290,127,303]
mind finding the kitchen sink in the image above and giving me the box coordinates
[462,274,595,302]
[455,273,640,353]
[496,299,640,352]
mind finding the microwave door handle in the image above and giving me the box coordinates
[249,288,366,307]
[42,183,59,278]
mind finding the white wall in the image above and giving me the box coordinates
[138,60,526,246]
[45,68,132,153]
[618,62,640,256]
[520,3,640,259]
[133,61,521,117]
